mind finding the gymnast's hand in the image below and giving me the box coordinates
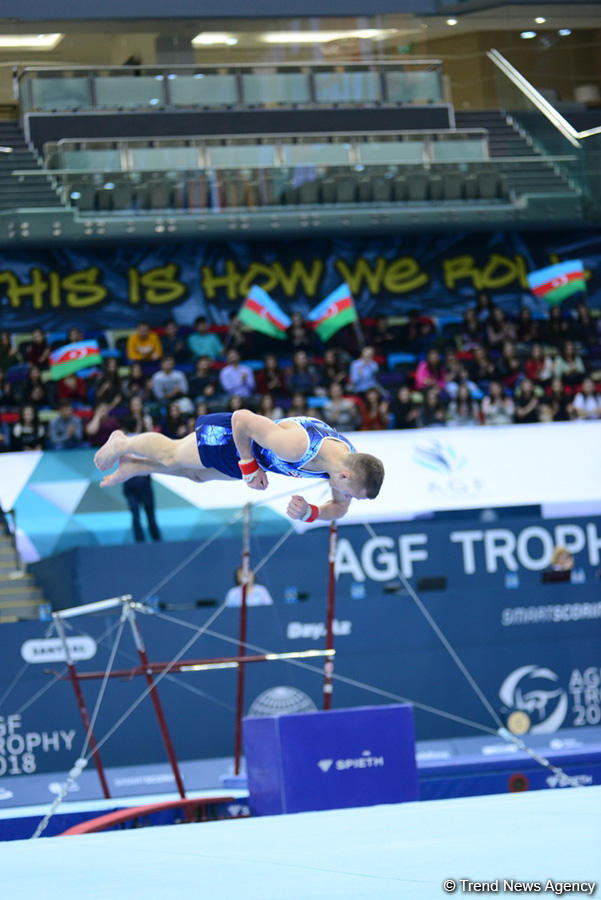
[287,495,309,519]
[247,468,269,491]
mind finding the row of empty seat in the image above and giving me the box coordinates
[65,165,509,213]
[20,64,444,113]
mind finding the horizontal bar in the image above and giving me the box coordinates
[67,648,336,680]
[53,595,132,619]
[19,59,443,76]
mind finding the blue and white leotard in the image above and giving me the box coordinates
[195,413,355,480]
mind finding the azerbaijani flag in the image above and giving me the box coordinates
[49,340,103,381]
[238,285,291,340]
[527,260,586,306]
[307,283,358,341]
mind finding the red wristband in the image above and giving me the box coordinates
[238,458,259,482]
[301,503,319,523]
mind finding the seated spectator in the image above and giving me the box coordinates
[415,347,446,392]
[121,395,155,435]
[19,364,49,407]
[287,312,315,353]
[257,393,284,422]
[0,330,21,371]
[67,326,84,344]
[486,306,516,350]
[187,316,223,361]
[552,340,586,386]
[289,391,309,418]
[399,309,436,354]
[161,319,188,363]
[286,349,320,397]
[497,341,522,391]
[418,387,447,427]
[572,303,598,351]
[360,387,389,431]
[219,349,255,399]
[516,306,540,346]
[524,343,553,385]
[126,321,163,362]
[369,316,398,354]
[542,304,571,346]
[469,346,498,388]
[188,356,219,405]
[323,383,361,432]
[443,349,478,400]
[255,353,287,397]
[94,357,122,409]
[481,381,514,425]
[57,371,88,407]
[48,400,84,450]
[85,402,121,447]
[125,362,151,401]
[547,376,573,422]
[319,347,349,392]
[26,327,50,368]
[572,376,601,420]
[151,356,189,404]
[392,385,420,429]
[349,346,379,394]
[473,291,492,322]
[0,369,14,409]
[11,404,45,451]
[513,378,541,424]
[160,400,188,439]
[225,567,273,608]
[447,384,481,427]
[458,308,484,352]
[0,420,10,453]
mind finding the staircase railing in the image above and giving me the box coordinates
[487,48,601,216]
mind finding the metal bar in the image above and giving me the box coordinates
[233,503,251,776]
[125,606,187,801]
[323,522,338,710]
[53,615,111,799]
[54,595,131,619]
[62,648,336,681]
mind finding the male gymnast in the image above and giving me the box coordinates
[94,410,384,522]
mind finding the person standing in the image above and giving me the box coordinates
[121,476,162,543]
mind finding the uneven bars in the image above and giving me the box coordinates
[53,595,132,619]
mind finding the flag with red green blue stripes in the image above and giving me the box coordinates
[527,260,586,306]
[49,340,103,381]
[307,284,358,341]
[238,286,291,340]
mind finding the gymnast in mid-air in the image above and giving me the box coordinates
[94,409,384,522]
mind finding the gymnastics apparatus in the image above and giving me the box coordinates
[0,488,584,840]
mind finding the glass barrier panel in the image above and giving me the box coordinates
[430,139,487,162]
[313,71,380,104]
[281,142,352,165]
[62,149,122,170]
[94,75,166,109]
[168,73,238,107]
[129,146,198,170]
[241,72,311,106]
[384,70,442,103]
[357,141,425,164]
[206,144,276,168]
[30,76,91,111]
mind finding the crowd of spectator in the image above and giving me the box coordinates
[1,294,601,453]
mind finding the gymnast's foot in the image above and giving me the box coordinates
[99,455,142,487]
[94,429,128,472]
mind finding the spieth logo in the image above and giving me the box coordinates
[412,439,466,475]
[499,665,569,733]
[316,750,384,773]
[546,773,593,789]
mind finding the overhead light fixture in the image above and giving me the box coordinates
[446,19,458,26]
[260,28,398,44]
[558,28,572,37]
[520,31,537,39]
[192,32,238,47]
[0,33,63,50]
[535,17,546,25]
